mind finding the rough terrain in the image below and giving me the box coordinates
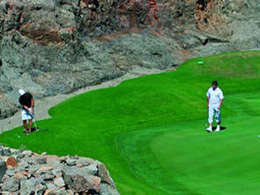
[0,0,259,119]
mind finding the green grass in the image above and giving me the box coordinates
[1,51,260,194]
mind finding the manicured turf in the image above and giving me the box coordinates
[1,51,260,194]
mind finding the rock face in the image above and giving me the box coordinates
[0,0,259,119]
[0,145,119,194]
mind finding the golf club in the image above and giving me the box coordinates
[29,111,39,132]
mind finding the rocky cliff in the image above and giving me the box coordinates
[0,146,119,194]
[0,0,259,119]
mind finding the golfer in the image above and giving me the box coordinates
[206,81,224,132]
[19,89,34,133]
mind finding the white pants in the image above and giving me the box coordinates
[208,106,221,124]
[21,108,34,121]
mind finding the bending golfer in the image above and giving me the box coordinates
[19,89,34,133]
[206,81,224,132]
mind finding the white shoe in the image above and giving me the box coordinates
[216,125,220,132]
[206,127,212,132]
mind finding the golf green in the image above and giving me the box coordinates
[0,51,260,194]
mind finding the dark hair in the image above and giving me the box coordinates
[212,81,218,86]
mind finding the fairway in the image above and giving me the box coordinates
[1,51,260,194]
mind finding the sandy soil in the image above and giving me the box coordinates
[0,67,166,134]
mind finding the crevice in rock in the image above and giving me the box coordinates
[202,37,229,46]
[203,38,209,45]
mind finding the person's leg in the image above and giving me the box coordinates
[207,107,214,132]
[28,119,32,133]
[215,108,221,131]
[23,120,28,132]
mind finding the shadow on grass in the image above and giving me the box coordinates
[22,127,49,134]
[213,126,227,131]
[206,126,227,133]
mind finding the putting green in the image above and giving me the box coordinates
[0,51,260,194]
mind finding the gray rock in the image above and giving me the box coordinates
[0,160,7,182]
[22,151,33,157]
[54,177,65,188]
[0,148,11,156]
[85,163,98,176]
[36,177,45,185]
[46,182,56,190]
[47,189,69,195]
[80,160,91,167]
[63,165,94,181]
[20,177,37,195]
[41,171,55,180]
[16,153,25,160]
[52,168,63,177]
[2,177,20,192]
[98,163,115,187]
[5,169,15,177]
[66,159,76,166]
[18,161,29,171]
[71,174,93,193]
[35,183,46,195]
[28,165,40,173]
[99,183,120,195]
[36,156,47,164]
[62,170,73,189]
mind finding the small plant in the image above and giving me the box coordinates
[19,144,27,152]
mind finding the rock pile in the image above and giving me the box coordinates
[0,146,119,195]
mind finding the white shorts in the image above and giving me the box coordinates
[208,105,221,124]
[21,108,34,121]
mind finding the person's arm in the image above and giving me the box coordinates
[22,105,30,112]
[31,98,34,114]
[31,98,34,108]
[218,90,224,109]
[206,90,210,108]
[218,99,223,109]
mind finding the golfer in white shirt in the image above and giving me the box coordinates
[206,81,224,132]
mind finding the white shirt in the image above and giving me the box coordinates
[206,87,224,106]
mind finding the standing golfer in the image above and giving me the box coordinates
[206,81,224,132]
[19,89,34,133]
